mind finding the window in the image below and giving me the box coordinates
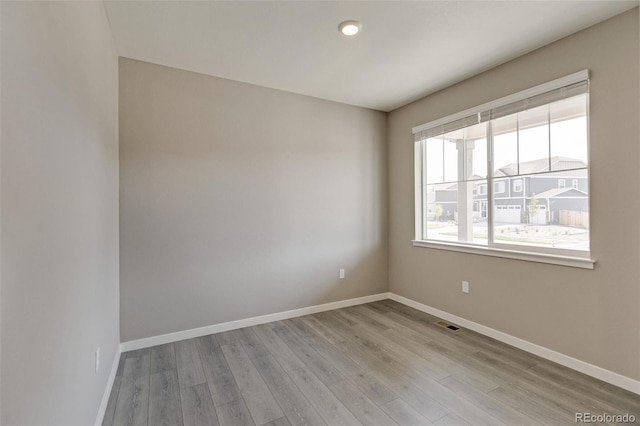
[513,179,523,192]
[413,71,592,267]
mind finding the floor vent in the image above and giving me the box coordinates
[436,320,460,331]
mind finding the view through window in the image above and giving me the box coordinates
[415,75,589,257]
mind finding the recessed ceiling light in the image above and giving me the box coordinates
[339,20,362,37]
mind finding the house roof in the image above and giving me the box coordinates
[496,156,587,176]
[534,187,588,199]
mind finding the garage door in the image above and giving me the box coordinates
[494,205,521,223]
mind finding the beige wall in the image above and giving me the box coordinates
[388,8,639,381]
[119,58,388,342]
[1,2,120,425]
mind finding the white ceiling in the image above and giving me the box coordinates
[104,1,638,112]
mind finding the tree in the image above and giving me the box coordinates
[527,194,540,224]
[434,204,443,222]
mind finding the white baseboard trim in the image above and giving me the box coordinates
[116,290,638,396]
[94,343,122,426]
[388,292,640,395]
[120,292,391,352]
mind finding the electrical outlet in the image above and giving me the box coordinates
[339,269,345,279]
[462,281,470,293]
[95,348,100,373]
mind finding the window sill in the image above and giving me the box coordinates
[412,240,595,269]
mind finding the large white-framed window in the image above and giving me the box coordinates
[413,70,594,269]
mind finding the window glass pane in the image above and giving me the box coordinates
[425,137,444,184]
[464,123,487,180]
[492,177,523,226]
[518,105,550,173]
[550,94,588,170]
[492,113,518,176]
[471,179,489,246]
[491,171,589,251]
[426,182,456,242]
[423,184,435,240]
[425,180,488,246]
[442,130,460,182]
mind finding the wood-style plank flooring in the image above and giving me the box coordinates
[103,300,640,425]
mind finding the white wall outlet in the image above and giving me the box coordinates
[95,348,100,373]
[339,269,345,279]
[462,281,470,293]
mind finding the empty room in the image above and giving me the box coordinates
[2,1,640,425]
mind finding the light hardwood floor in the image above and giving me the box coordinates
[103,300,640,425]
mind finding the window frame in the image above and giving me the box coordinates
[412,70,595,269]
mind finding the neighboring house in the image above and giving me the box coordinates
[429,157,588,226]
[427,182,458,221]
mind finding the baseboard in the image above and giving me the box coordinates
[388,292,640,395]
[120,292,391,352]
[94,344,122,426]
[116,290,639,396]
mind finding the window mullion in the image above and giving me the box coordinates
[421,140,428,240]
[487,120,494,246]
[547,105,552,172]
[516,113,520,175]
